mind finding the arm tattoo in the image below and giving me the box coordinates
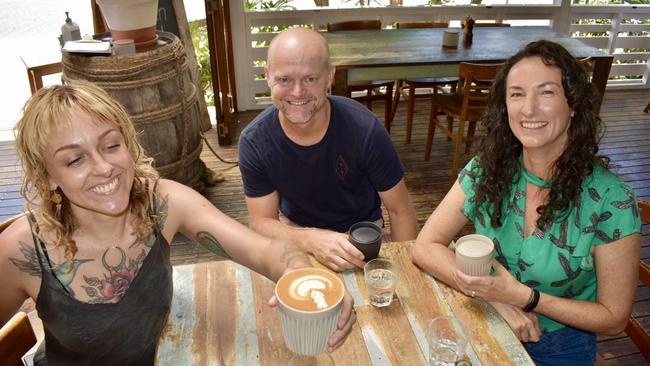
[10,241,94,297]
[197,231,231,260]
[280,243,311,270]
[9,241,42,277]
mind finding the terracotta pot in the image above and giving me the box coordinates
[96,0,159,48]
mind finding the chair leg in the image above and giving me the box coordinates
[391,80,402,123]
[424,102,439,161]
[465,121,477,153]
[384,83,394,132]
[451,119,466,177]
[406,84,416,143]
[446,115,453,141]
[645,101,650,113]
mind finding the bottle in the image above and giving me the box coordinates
[463,16,474,46]
[61,12,81,44]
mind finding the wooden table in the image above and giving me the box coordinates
[323,26,612,113]
[156,241,534,365]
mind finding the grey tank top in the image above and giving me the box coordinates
[30,188,173,365]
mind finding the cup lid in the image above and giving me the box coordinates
[455,235,493,258]
[349,221,382,244]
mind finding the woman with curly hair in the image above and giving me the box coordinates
[412,40,640,365]
[0,80,355,365]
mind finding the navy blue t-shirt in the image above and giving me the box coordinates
[238,96,404,233]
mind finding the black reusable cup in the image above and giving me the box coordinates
[348,221,383,261]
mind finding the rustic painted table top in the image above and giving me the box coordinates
[156,240,534,365]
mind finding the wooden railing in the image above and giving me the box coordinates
[229,3,650,110]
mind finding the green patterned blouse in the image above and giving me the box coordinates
[459,157,641,333]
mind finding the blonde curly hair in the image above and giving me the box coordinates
[14,80,160,266]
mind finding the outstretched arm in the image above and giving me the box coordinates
[159,179,311,280]
[244,192,365,272]
[162,179,357,350]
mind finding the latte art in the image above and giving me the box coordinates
[290,275,332,309]
[275,267,346,355]
[276,268,344,312]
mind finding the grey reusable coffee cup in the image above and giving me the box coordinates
[348,221,383,261]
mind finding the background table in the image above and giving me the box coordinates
[323,26,612,113]
[156,241,534,365]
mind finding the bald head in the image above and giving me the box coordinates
[266,27,330,70]
[264,27,334,126]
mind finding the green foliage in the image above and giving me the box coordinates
[189,20,214,107]
[245,0,295,11]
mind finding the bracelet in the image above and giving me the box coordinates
[523,288,540,312]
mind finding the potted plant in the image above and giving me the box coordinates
[95,0,159,48]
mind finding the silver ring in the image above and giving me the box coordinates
[470,290,476,298]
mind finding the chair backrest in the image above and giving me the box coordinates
[577,57,594,82]
[0,311,37,366]
[327,20,382,32]
[456,62,503,120]
[625,199,650,362]
[396,21,448,29]
[0,214,22,233]
[473,22,511,27]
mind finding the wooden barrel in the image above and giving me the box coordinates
[61,32,205,190]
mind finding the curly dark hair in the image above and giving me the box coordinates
[473,40,608,229]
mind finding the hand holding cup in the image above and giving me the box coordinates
[455,234,494,276]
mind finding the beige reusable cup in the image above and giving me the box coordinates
[442,29,460,48]
[455,234,494,276]
[275,267,345,355]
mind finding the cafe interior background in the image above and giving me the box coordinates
[0,0,649,364]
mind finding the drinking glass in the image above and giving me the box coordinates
[427,315,469,366]
[364,258,397,307]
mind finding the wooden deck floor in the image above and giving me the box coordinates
[1,89,649,364]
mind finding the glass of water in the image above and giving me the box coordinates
[364,258,397,307]
[427,315,469,366]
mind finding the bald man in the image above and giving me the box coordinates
[238,27,417,272]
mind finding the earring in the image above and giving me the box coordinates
[50,191,62,217]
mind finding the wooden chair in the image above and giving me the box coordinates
[0,214,22,233]
[425,62,503,177]
[577,57,594,82]
[391,21,459,143]
[624,199,650,362]
[474,22,511,27]
[394,21,449,29]
[0,311,37,366]
[326,20,396,131]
